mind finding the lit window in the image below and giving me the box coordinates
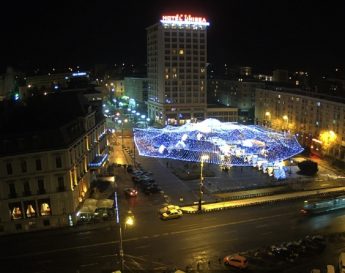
[179,49,184,55]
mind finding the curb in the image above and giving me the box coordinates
[180,189,345,214]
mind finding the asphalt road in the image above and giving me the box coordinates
[2,198,345,273]
[2,136,345,273]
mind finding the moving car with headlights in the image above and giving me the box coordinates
[160,209,183,220]
[159,205,181,214]
[224,254,248,269]
[124,187,138,197]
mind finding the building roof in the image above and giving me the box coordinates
[0,92,103,156]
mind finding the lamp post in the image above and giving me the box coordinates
[114,192,134,272]
[265,111,271,127]
[283,115,288,131]
[198,154,209,211]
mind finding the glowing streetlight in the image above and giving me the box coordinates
[125,211,134,227]
[320,130,337,154]
[282,115,289,130]
[198,154,209,211]
[265,112,271,127]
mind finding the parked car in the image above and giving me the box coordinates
[133,175,154,183]
[127,165,133,173]
[224,254,248,269]
[159,205,181,214]
[143,184,162,194]
[160,209,183,220]
[94,207,115,220]
[124,187,138,197]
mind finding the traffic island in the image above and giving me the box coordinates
[180,186,345,214]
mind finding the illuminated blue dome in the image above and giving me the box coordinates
[133,119,303,166]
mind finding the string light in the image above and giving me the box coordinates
[134,119,303,179]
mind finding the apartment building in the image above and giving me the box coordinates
[255,87,345,159]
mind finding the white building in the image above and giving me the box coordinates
[146,14,209,125]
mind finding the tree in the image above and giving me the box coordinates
[297,160,318,176]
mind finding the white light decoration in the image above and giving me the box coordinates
[134,119,303,171]
[181,134,188,141]
[158,145,166,154]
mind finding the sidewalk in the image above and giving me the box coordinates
[180,186,345,213]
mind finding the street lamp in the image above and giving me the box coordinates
[283,115,288,131]
[198,154,209,211]
[114,192,134,272]
[265,111,271,127]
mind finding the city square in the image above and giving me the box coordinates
[0,2,345,273]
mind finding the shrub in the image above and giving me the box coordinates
[297,160,318,176]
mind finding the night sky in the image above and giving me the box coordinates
[1,0,344,73]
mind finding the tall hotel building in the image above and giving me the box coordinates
[146,14,209,125]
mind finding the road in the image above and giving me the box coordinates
[2,133,345,273]
[2,197,345,273]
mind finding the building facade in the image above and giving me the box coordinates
[124,77,148,104]
[0,93,108,234]
[208,79,265,124]
[146,14,209,125]
[206,105,238,122]
[255,87,345,160]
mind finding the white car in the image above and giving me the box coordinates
[159,205,181,214]
[160,209,183,220]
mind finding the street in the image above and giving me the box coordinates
[2,198,345,272]
[1,130,345,273]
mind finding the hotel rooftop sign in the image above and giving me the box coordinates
[160,14,210,27]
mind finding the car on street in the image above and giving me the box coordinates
[132,175,154,183]
[224,254,248,269]
[160,209,183,220]
[159,205,181,214]
[124,187,138,197]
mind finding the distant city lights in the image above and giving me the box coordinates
[72,72,87,77]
